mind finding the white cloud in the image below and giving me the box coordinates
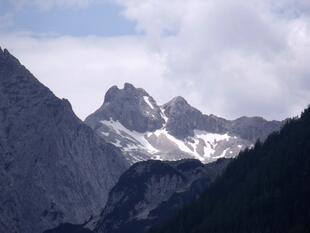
[1,33,178,119]
[113,0,310,120]
[1,0,310,121]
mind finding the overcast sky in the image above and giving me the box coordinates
[1,0,310,120]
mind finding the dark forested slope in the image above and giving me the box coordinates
[155,106,310,233]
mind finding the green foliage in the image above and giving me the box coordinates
[154,106,310,233]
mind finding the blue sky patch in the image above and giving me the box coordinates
[0,1,136,36]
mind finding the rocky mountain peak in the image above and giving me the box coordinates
[85,83,165,133]
[162,96,205,138]
[0,46,6,55]
[103,83,148,104]
[0,47,19,66]
[85,84,283,164]
[103,85,119,103]
[0,47,19,61]
[164,96,203,117]
[168,96,188,105]
[0,48,129,233]
[123,82,137,90]
[163,96,196,115]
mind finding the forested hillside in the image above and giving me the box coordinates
[154,106,310,233]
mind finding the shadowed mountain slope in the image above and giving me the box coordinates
[0,48,129,233]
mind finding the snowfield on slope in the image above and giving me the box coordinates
[99,119,249,163]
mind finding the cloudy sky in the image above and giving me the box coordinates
[1,0,310,120]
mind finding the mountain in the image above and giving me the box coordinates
[89,83,165,133]
[94,158,230,233]
[153,106,310,233]
[0,47,129,233]
[85,84,282,164]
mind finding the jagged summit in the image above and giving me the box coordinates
[163,96,196,114]
[86,83,165,133]
[0,46,6,54]
[103,83,149,104]
[0,47,16,59]
[0,47,18,64]
[166,96,189,105]
[123,82,139,90]
[0,48,72,118]
[162,96,205,138]
[85,84,283,164]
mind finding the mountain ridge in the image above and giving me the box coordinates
[94,158,231,233]
[85,83,283,164]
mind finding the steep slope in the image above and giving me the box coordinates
[85,84,282,164]
[154,106,310,233]
[94,159,230,233]
[162,96,226,139]
[0,48,129,233]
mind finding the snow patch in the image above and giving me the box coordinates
[101,131,110,137]
[194,130,230,142]
[99,119,245,164]
[218,148,229,158]
[143,96,154,109]
[112,139,122,147]
[100,119,158,153]
[160,107,168,124]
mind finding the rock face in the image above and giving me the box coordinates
[0,48,129,233]
[162,97,281,141]
[86,83,165,133]
[94,159,231,233]
[162,96,227,139]
[85,84,283,164]
[228,116,282,142]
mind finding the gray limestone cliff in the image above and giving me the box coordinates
[0,48,129,233]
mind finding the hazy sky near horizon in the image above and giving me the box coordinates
[1,0,310,120]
